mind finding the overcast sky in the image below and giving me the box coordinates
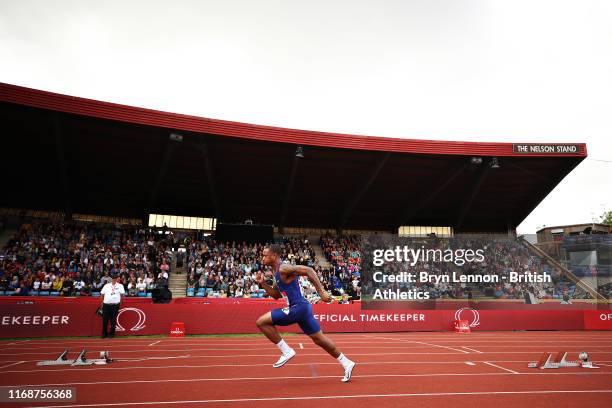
[1,0,610,234]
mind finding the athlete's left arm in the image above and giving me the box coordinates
[279,264,331,302]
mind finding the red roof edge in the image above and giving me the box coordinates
[0,82,587,157]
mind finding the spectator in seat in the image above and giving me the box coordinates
[9,276,19,290]
[235,275,245,291]
[157,269,168,282]
[195,262,204,276]
[74,277,85,293]
[41,277,52,291]
[136,277,147,293]
[145,273,155,290]
[127,278,137,296]
[197,275,206,290]
[61,276,74,296]
[0,276,8,291]
[212,275,222,292]
[346,282,359,301]
[15,281,30,296]
[250,281,259,294]
[331,274,343,296]
[52,276,63,292]
[100,272,112,286]
[206,273,216,289]
[187,274,196,290]
[92,278,104,292]
[219,277,228,294]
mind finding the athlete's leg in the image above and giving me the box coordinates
[301,306,356,382]
[308,331,340,358]
[258,309,296,368]
[308,330,356,381]
[256,311,282,343]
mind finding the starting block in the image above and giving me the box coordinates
[528,351,599,369]
[37,349,71,366]
[37,349,113,366]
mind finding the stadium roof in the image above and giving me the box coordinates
[0,82,586,232]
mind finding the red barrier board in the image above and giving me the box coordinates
[0,297,596,338]
[583,310,612,330]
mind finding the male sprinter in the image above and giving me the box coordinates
[255,244,356,382]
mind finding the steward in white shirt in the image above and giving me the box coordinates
[100,274,125,338]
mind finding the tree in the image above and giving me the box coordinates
[600,210,612,226]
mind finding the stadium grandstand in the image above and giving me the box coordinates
[1,82,611,408]
[0,83,606,316]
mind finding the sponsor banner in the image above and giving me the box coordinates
[0,298,593,338]
[583,310,612,330]
[169,322,186,337]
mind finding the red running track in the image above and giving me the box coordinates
[0,331,611,408]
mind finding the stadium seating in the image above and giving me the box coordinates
[3,219,598,301]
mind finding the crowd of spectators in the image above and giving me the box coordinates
[184,236,325,299]
[3,221,595,303]
[0,222,366,302]
[182,234,363,302]
[319,234,361,301]
[0,221,172,297]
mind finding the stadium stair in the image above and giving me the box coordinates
[520,237,605,302]
[168,268,187,298]
[168,252,188,298]
[311,236,331,269]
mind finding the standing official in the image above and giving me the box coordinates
[100,273,125,338]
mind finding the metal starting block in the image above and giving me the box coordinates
[528,351,599,369]
[37,350,112,366]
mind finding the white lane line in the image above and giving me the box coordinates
[0,345,480,356]
[148,341,161,347]
[2,359,566,375]
[299,343,304,349]
[3,350,612,365]
[368,336,469,354]
[119,355,191,362]
[6,340,30,346]
[5,371,612,388]
[457,345,612,348]
[482,361,519,374]
[0,351,472,363]
[7,341,612,353]
[411,341,470,354]
[21,389,612,408]
[0,361,24,370]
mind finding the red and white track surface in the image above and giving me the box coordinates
[1,331,611,408]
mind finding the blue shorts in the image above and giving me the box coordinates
[271,302,321,335]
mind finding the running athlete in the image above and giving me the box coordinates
[255,244,356,382]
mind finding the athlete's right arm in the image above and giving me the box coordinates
[255,272,282,299]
